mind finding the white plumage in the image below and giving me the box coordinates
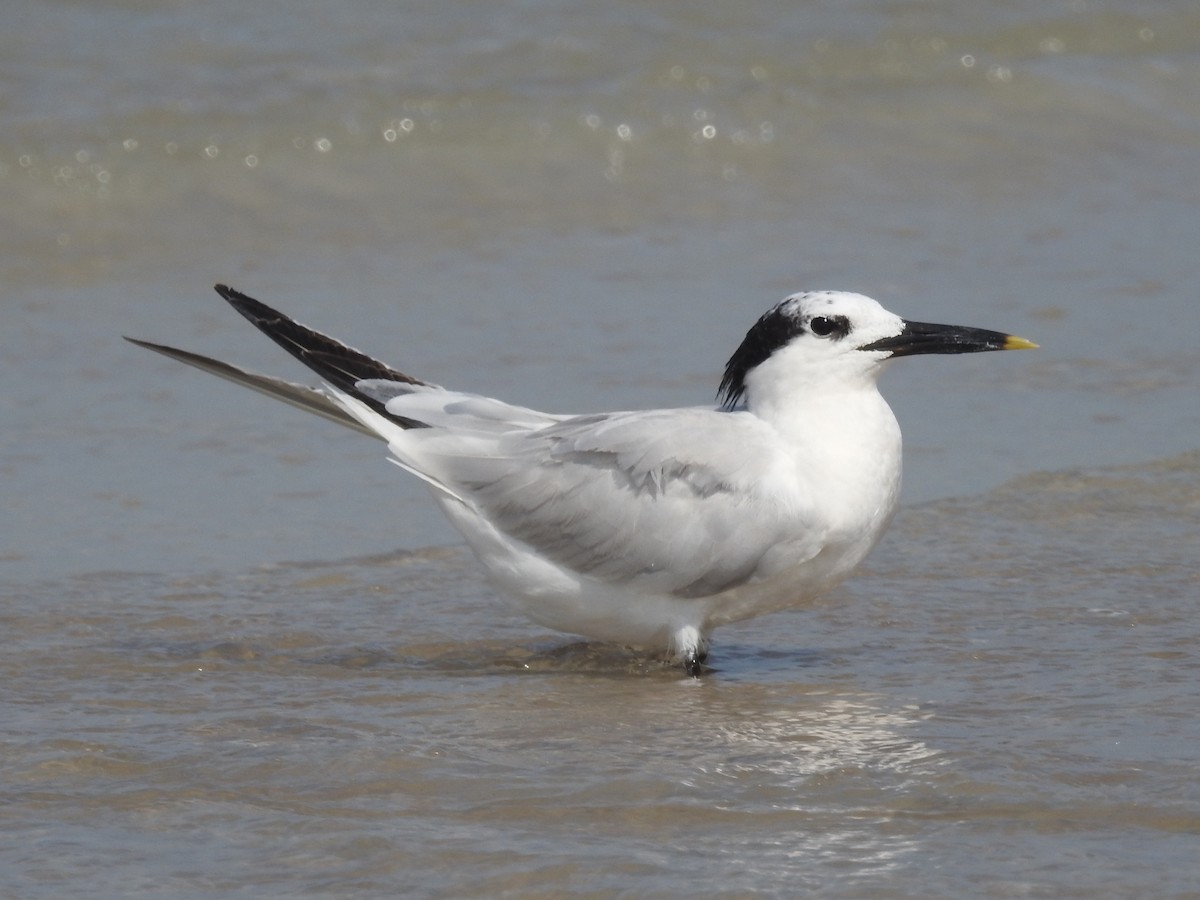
[128,286,1034,675]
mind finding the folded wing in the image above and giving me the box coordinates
[415,408,822,597]
[129,285,825,600]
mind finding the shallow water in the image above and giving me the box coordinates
[5,455,1199,897]
[3,0,1200,895]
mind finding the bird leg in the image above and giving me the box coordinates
[682,647,710,678]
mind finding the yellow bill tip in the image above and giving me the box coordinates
[1003,335,1038,350]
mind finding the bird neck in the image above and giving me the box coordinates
[751,379,903,534]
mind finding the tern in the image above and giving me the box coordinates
[128,285,1035,675]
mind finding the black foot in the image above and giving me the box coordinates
[683,651,709,678]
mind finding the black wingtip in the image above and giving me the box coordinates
[215,283,272,324]
[212,284,430,430]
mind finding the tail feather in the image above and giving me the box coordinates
[213,284,430,430]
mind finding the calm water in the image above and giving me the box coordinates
[3,1,1199,896]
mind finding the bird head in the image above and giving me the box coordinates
[719,291,1036,410]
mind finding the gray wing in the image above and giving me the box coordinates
[124,337,381,439]
[426,407,822,597]
[368,380,564,434]
[125,338,563,440]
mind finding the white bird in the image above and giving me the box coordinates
[128,285,1035,675]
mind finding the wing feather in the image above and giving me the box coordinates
[123,337,381,439]
[366,381,563,434]
[422,408,821,597]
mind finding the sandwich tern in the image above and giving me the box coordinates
[128,285,1035,675]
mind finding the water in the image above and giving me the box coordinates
[3,0,1199,895]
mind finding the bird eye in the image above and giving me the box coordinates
[810,317,836,336]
